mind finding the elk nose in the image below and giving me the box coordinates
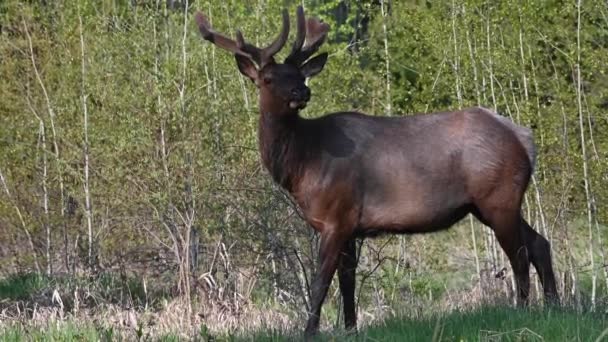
[291,87,311,101]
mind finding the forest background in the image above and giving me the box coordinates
[0,0,607,338]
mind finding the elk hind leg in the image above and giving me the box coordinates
[480,207,531,305]
[522,219,559,303]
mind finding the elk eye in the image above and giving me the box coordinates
[263,77,272,84]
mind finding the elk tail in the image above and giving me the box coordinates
[486,108,537,171]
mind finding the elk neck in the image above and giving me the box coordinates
[257,106,311,192]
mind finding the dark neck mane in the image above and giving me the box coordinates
[258,111,307,192]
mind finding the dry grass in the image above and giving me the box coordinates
[0,271,602,340]
[0,273,296,339]
[0,295,296,340]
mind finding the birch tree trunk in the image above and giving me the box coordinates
[79,15,94,270]
[574,0,596,310]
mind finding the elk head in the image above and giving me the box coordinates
[195,6,330,114]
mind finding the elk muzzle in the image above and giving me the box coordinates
[289,87,311,110]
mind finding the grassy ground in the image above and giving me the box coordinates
[1,306,605,341]
[1,274,607,341]
[250,306,608,342]
[358,306,607,341]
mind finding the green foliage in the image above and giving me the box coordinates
[199,324,211,342]
[409,274,445,299]
[0,272,162,309]
[0,273,50,300]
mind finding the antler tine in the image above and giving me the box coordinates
[289,6,306,57]
[260,9,290,65]
[299,18,330,62]
[285,12,329,66]
[236,30,264,65]
[195,12,252,58]
[196,9,289,67]
[304,18,330,49]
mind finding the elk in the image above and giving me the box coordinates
[195,6,558,337]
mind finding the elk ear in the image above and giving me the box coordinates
[300,52,328,79]
[235,55,258,83]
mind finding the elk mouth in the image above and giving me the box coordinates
[289,100,308,110]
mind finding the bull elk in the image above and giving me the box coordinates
[195,6,558,337]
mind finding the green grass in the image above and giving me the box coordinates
[0,323,103,342]
[359,306,607,341]
[247,306,608,341]
[0,323,182,341]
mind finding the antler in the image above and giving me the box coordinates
[285,6,330,66]
[195,10,290,67]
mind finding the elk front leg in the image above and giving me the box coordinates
[338,238,358,332]
[304,232,348,337]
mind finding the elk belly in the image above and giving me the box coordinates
[359,176,471,235]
